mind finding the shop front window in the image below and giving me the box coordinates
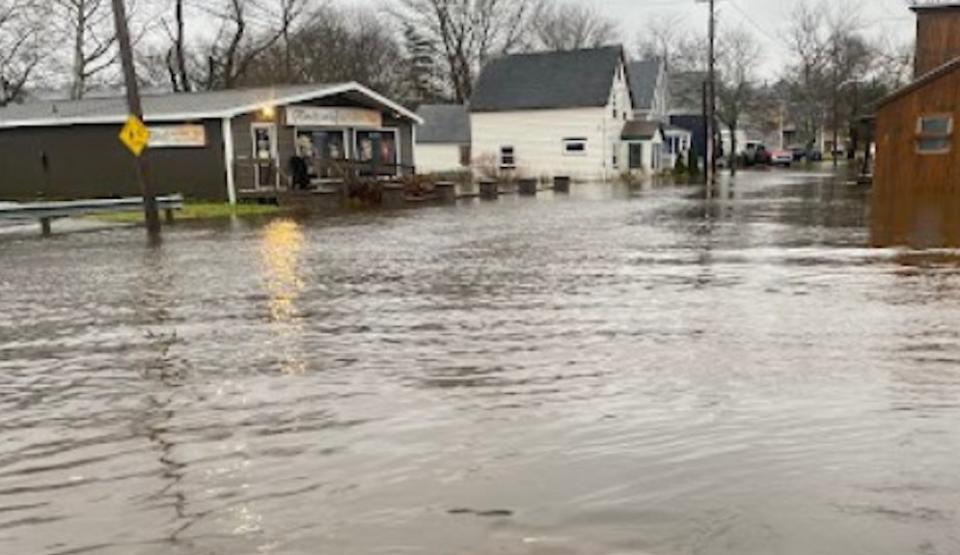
[356,130,398,176]
[296,130,346,180]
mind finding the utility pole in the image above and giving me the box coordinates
[698,0,717,184]
[112,0,161,238]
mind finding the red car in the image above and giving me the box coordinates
[770,150,793,167]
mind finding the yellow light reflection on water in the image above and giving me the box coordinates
[259,219,308,375]
[259,219,306,323]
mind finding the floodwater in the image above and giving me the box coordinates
[1,170,959,555]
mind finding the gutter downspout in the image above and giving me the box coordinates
[222,117,237,205]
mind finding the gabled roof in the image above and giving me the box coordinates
[471,46,626,112]
[622,120,663,140]
[628,59,663,111]
[415,104,470,144]
[876,55,960,109]
[911,2,960,12]
[0,82,423,129]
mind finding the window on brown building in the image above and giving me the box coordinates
[916,115,954,154]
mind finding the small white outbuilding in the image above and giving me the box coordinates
[414,104,471,174]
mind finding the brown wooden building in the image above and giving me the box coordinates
[0,83,421,203]
[914,2,960,78]
[874,3,960,197]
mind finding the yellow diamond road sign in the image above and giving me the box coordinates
[119,115,150,156]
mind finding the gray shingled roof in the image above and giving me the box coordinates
[0,82,422,128]
[628,59,662,110]
[471,46,625,112]
[622,120,662,140]
[416,104,470,144]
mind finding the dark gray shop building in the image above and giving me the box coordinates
[0,83,422,202]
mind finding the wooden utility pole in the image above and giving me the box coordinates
[707,0,717,184]
[697,0,717,184]
[111,0,161,238]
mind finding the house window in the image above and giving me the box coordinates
[916,115,953,154]
[563,138,587,156]
[612,142,619,168]
[459,145,471,167]
[500,146,516,169]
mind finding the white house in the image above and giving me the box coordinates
[414,104,471,174]
[628,58,669,123]
[470,46,633,181]
[629,58,691,170]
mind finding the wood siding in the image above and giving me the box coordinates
[915,8,960,77]
[416,144,466,173]
[874,66,960,197]
[470,60,631,180]
[0,120,227,201]
[231,96,417,191]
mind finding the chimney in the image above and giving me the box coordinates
[912,2,960,77]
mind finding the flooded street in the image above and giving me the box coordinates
[1,170,959,555]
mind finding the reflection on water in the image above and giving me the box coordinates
[260,219,306,324]
[1,170,959,555]
[260,219,308,376]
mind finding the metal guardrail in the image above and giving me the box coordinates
[0,194,184,236]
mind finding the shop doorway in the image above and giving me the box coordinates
[252,124,278,189]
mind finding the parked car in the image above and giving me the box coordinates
[742,141,771,166]
[789,146,825,162]
[771,150,794,167]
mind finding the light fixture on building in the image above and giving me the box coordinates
[261,105,276,119]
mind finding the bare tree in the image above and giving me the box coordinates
[159,0,190,91]
[634,14,707,74]
[783,0,877,156]
[392,0,543,103]
[0,0,45,105]
[243,5,407,97]
[532,2,619,51]
[716,27,762,174]
[175,0,311,90]
[50,0,122,99]
[783,1,830,148]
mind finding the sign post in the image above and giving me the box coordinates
[111,0,161,238]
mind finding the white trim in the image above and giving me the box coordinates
[411,124,418,173]
[0,82,424,130]
[222,117,236,205]
[251,122,280,189]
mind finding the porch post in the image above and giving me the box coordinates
[222,117,237,205]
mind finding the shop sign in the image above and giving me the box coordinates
[286,107,382,128]
[149,125,207,148]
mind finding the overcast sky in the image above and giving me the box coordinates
[360,0,918,79]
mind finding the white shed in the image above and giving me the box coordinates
[414,104,471,174]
